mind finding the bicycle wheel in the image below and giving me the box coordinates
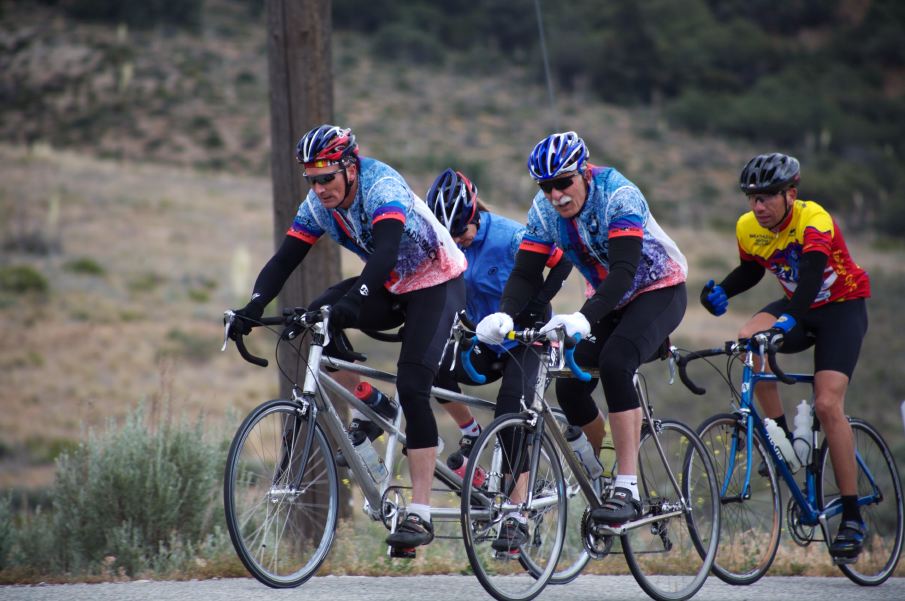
[697,413,781,585]
[547,411,592,584]
[817,417,904,585]
[224,399,339,587]
[461,413,566,601]
[623,419,720,601]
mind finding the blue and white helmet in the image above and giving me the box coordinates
[527,131,589,181]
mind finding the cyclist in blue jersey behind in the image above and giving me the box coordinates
[476,131,688,525]
[425,168,572,551]
[230,124,466,551]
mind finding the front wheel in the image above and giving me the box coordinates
[623,419,720,601]
[224,399,339,588]
[817,417,904,585]
[460,413,566,601]
[696,413,781,585]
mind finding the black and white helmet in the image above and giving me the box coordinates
[739,153,800,194]
[426,168,478,238]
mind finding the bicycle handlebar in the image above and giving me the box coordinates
[458,328,592,383]
[675,335,794,395]
[224,307,370,368]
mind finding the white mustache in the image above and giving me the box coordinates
[551,195,573,207]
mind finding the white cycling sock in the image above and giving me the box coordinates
[615,474,639,500]
[407,503,431,523]
[458,418,481,437]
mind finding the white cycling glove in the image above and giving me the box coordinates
[540,312,591,342]
[475,312,514,345]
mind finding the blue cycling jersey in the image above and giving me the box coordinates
[521,164,686,306]
[462,211,522,325]
[288,157,466,294]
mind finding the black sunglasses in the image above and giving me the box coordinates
[538,172,579,194]
[305,168,345,186]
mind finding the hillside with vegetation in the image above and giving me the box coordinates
[1,0,904,581]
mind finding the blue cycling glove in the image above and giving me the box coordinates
[755,313,796,350]
[700,280,728,316]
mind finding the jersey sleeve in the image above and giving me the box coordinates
[605,186,647,239]
[800,204,834,256]
[365,176,409,227]
[287,198,324,245]
[520,200,556,255]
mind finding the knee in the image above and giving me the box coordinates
[555,379,599,427]
[397,363,438,449]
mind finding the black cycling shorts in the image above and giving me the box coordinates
[760,297,868,380]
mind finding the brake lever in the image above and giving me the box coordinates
[221,310,235,352]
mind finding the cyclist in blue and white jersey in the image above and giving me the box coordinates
[476,131,688,525]
[426,168,572,552]
[231,124,466,550]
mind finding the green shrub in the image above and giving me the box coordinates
[63,257,106,277]
[44,405,228,574]
[0,265,49,295]
[0,496,12,571]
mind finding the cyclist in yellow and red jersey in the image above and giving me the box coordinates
[701,152,871,561]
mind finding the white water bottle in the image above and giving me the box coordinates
[350,430,389,483]
[792,400,813,466]
[566,426,604,480]
[764,417,801,473]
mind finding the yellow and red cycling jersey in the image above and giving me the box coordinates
[736,199,870,307]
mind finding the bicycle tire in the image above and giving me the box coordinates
[817,417,904,585]
[460,413,566,601]
[696,413,782,585]
[544,411,593,584]
[623,419,720,601]
[224,399,339,588]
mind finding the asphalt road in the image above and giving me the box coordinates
[3,575,905,601]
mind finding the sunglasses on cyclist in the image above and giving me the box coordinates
[538,172,579,194]
[304,168,345,186]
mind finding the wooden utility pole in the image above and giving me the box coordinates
[266,0,340,398]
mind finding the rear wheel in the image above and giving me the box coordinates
[818,418,904,585]
[623,419,720,601]
[224,399,339,588]
[461,413,566,601]
[697,413,781,584]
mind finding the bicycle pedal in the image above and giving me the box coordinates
[389,546,416,559]
[831,553,859,565]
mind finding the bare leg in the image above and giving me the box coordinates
[441,402,476,428]
[407,446,438,505]
[581,410,607,454]
[814,370,857,495]
[610,407,642,475]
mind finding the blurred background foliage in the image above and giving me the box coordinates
[16,0,904,237]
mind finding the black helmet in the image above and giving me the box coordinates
[739,153,800,195]
[426,168,478,238]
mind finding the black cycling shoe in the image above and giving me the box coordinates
[590,487,641,525]
[829,520,866,561]
[757,459,770,478]
[446,431,480,470]
[491,517,530,554]
[386,513,434,548]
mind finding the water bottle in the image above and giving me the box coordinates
[764,417,801,473]
[354,382,398,421]
[447,452,487,488]
[350,429,389,483]
[792,400,813,466]
[566,426,604,480]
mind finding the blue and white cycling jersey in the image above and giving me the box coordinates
[520,164,686,307]
[288,157,466,294]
